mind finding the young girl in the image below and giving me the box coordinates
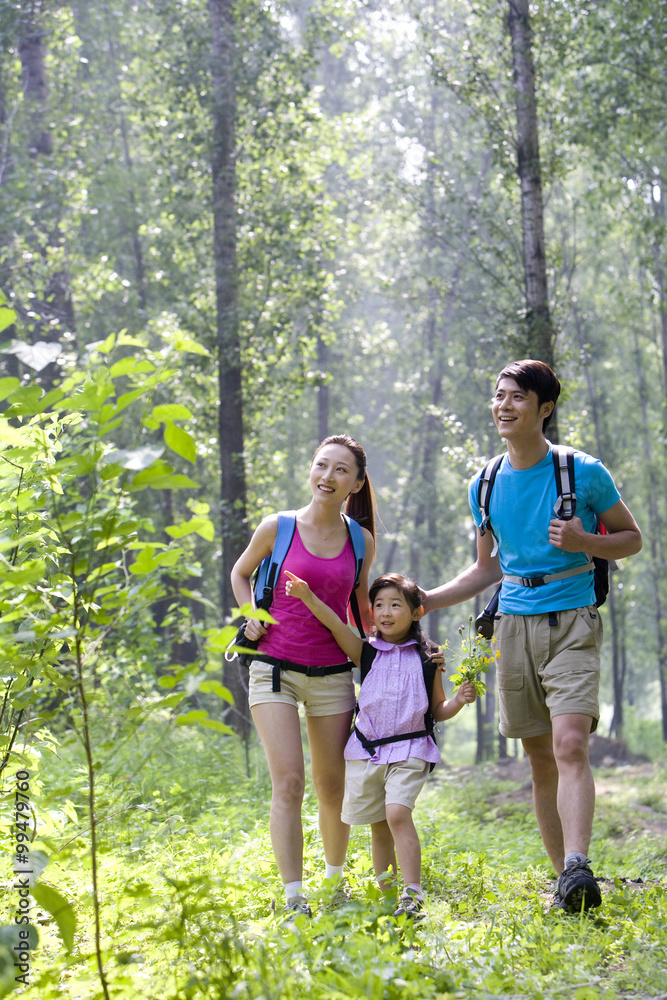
[285,570,476,918]
[230,435,376,917]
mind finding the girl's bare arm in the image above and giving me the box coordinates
[285,571,364,667]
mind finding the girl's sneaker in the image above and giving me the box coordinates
[394,889,425,919]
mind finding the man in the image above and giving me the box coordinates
[424,360,641,911]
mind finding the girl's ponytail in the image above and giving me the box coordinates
[313,434,376,541]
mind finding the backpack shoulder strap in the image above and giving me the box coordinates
[253,510,297,607]
[342,514,366,589]
[359,642,378,684]
[477,455,504,537]
[552,446,577,521]
[343,513,367,637]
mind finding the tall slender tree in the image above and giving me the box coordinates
[506,0,555,384]
[209,0,249,731]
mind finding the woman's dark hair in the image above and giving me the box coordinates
[313,434,376,540]
[496,359,561,432]
[368,573,436,656]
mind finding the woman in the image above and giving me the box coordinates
[230,434,376,916]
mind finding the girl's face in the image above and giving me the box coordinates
[370,585,422,643]
[309,444,364,505]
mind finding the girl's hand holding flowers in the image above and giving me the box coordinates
[444,616,500,697]
[455,679,477,705]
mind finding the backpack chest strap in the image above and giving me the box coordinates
[353,724,433,754]
[502,559,593,589]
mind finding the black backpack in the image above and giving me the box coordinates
[353,640,439,771]
[474,446,612,638]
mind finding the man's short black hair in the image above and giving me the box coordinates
[496,359,561,432]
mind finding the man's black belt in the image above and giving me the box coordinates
[251,654,351,693]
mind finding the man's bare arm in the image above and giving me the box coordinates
[423,528,502,614]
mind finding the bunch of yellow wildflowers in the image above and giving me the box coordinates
[443,615,499,696]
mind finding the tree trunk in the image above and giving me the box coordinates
[105,29,148,312]
[209,0,249,735]
[506,0,556,405]
[17,1,71,392]
[652,185,667,401]
[570,303,626,737]
[316,334,329,441]
[18,2,52,157]
[633,328,667,740]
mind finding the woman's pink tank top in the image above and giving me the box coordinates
[258,526,356,666]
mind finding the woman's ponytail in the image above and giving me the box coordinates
[345,474,376,541]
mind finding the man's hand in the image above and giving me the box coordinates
[548,516,589,553]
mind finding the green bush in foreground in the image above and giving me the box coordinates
[1,726,666,999]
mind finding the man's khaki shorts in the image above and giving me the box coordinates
[495,606,602,739]
[341,757,430,825]
[248,659,356,717]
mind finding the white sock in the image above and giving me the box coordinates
[564,852,589,869]
[284,880,304,903]
[324,862,344,881]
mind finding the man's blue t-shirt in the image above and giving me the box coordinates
[468,445,621,614]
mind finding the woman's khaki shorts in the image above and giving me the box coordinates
[495,606,602,739]
[248,659,356,717]
[342,757,430,825]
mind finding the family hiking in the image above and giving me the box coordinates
[230,359,642,920]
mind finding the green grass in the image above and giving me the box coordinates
[2,725,667,999]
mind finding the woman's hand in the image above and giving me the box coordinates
[285,570,312,604]
[243,618,268,642]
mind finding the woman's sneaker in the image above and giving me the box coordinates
[394,890,425,920]
[556,859,601,913]
[283,895,312,920]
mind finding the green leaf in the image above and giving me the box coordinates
[176,709,235,734]
[0,295,17,334]
[198,679,234,702]
[31,884,76,952]
[0,419,30,448]
[152,404,193,422]
[0,377,20,401]
[130,464,200,490]
[102,446,164,471]
[164,422,197,464]
[109,358,155,377]
[5,386,44,416]
[86,332,116,355]
[165,517,215,541]
[172,335,211,356]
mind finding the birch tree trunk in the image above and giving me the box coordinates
[209,0,249,734]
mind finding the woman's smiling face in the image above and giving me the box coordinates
[309,443,364,504]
